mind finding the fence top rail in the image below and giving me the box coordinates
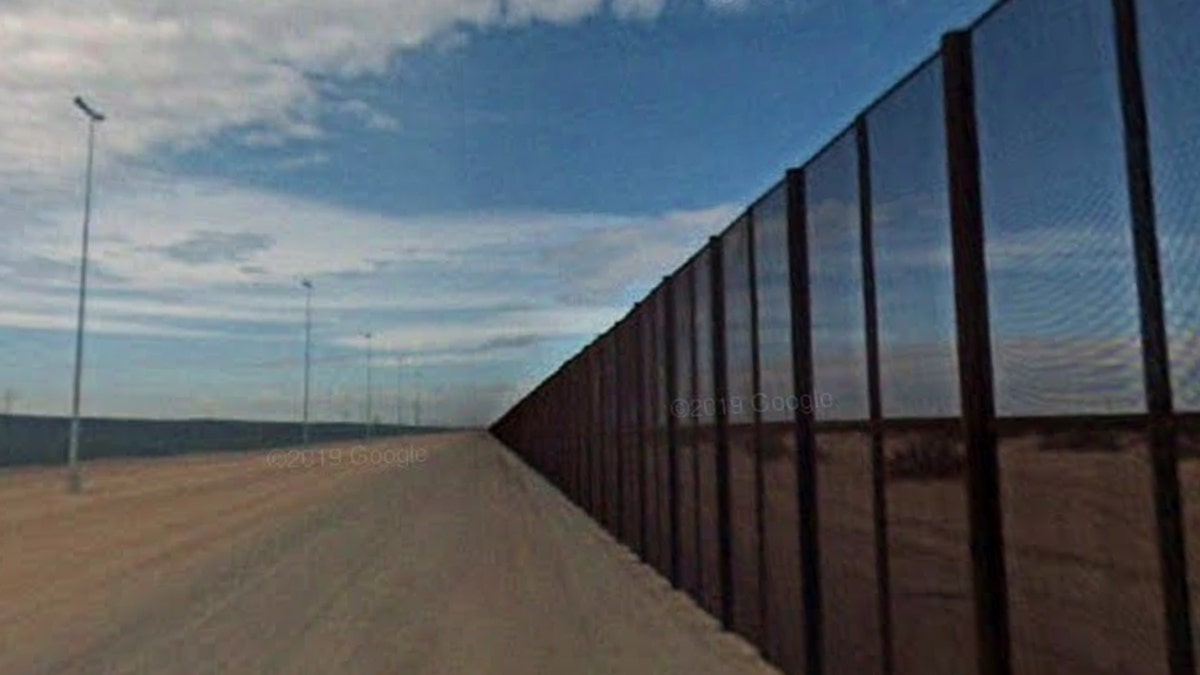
[965,0,1021,33]
[747,177,788,215]
[714,210,752,247]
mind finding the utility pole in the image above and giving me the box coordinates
[395,354,404,430]
[67,95,105,494]
[301,279,313,446]
[2,389,14,466]
[363,331,373,440]
[412,372,422,427]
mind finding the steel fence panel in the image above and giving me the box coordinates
[721,216,765,645]
[868,57,974,675]
[1139,0,1200,664]
[638,303,659,570]
[806,130,886,675]
[604,336,621,535]
[657,285,677,582]
[754,182,807,674]
[674,264,701,598]
[973,2,1169,671]
[694,246,725,617]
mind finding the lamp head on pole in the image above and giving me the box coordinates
[301,278,313,290]
[73,96,105,123]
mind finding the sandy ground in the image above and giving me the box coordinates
[0,432,778,675]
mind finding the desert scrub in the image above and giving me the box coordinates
[758,430,834,463]
[761,431,791,461]
[886,431,964,481]
[1176,428,1200,461]
[1036,426,1122,453]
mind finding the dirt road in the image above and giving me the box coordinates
[0,432,776,675]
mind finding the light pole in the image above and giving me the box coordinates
[2,389,14,465]
[395,353,404,429]
[301,279,313,446]
[363,331,373,440]
[67,96,105,494]
[413,371,422,427]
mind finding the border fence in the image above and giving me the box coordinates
[491,0,1200,673]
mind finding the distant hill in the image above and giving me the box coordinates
[0,414,455,468]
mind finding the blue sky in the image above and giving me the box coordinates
[0,0,1005,425]
[5,0,1195,428]
[13,0,1193,427]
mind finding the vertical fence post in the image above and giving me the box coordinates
[601,341,609,529]
[614,331,624,541]
[615,334,625,540]
[593,346,603,522]
[570,359,578,507]
[665,275,683,589]
[747,208,772,658]
[540,386,547,483]
[597,347,605,523]
[581,358,589,510]
[566,363,574,504]
[647,304,658,569]
[630,312,642,556]
[611,338,620,534]
[572,361,580,505]
[598,346,605,524]
[595,348,605,525]
[690,266,705,601]
[856,115,896,675]
[1111,1,1195,671]
[585,345,595,514]
[786,167,824,675]
[550,385,556,482]
[628,318,639,553]
[616,325,626,545]
[711,235,736,630]
[608,335,617,535]
[635,305,648,559]
[620,325,629,546]
[941,30,1012,675]
[637,311,648,558]
[654,301,665,572]
[654,292,667,577]
[645,295,657,571]
[660,284,676,584]
[578,360,585,507]
[574,362,583,506]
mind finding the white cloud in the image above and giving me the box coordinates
[0,169,729,354]
[0,0,679,195]
[0,0,736,423]
[332,99,400,132]
[613,0,670,20]
[0,303,226,339]
[0,170,731,422]
[540,203,740,302]
[276,151,332,170]
[503,0,606,25]
[706,0,754,12]
[339,305,620,355]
